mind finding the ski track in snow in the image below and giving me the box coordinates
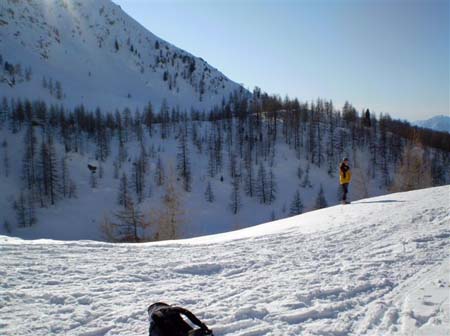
[0,187,449,335]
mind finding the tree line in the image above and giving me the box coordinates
[1,90,449,241]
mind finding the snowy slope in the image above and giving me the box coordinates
[414,115,450,133]
[1,186,449,335]
[0,0,245,111]
[0,122,389,242]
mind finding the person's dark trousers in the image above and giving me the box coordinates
[342,183,349,202]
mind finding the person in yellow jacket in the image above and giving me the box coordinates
[339,158,352,204]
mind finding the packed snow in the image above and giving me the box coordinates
[1,186,449,335]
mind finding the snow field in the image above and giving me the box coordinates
[0,186,449,335]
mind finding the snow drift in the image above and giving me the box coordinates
[1,186,449,335]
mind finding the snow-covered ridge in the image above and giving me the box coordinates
[1,186,449,335]
[0,0,245,111]
[414,115,450,134]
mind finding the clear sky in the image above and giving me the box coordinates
[112,0,449,121]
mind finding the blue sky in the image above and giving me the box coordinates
[112,0,449,121]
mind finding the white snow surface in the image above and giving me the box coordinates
[1,186,449,335]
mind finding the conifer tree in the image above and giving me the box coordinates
[268,168,277,204]
[297,164,303,180]
[132,156,146,203]
[159,99,170,139]
[55,81,63,100]
[143,101,154,136]
[22,124,37,194]
[118,173,131,208]
[244,164,255,198]
[14,191,36,227]
[60,156,70,198]
[177,129,192,192]
[154,155,165,187]
[14,191,27,228]
[204,181,215,203]
[229,174,241,214]
[301,163,313,188]
[290,190,304,215]
[113,198,144,242]
[256,163,268,204]
[315,184,328,209]
[25,191,36,226]
[38,134,59,205]
[46,135,59,205]
[2,140,9,177]
[113,161,119,179]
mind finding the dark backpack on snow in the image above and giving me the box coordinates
[148,302,214,336]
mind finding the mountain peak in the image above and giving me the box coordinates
[0,0,245,111]
[414,115,450,133]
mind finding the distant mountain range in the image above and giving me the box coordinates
[414,115,450,133]
[0,0,245,112]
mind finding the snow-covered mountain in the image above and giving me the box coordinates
[1,186,449,335]
[414,115,450,133]
[0,0,245,111]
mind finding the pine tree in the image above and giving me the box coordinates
[113,161,119,179]
[22,124,37,195]
[55,81,63,100]
[14,191,36,227]
[176,129,192,192]
[301,163,313,188]
[154,155,165,187]
[159,99,170,139]
[14,191,27,227]
[244,163,255,198]
[143,101,154,136]
[45,135,59,205]
[118,173,131,208]
[132,155,146,203]
[60,156,70,198]
[315,184,328,209]
[297,164,303,180]
[2,140,9,177]
[256,163,268,204]
[113,198,144,242]
[25,191,36,226]
[268,168,277,204]
[204,181,215,202]
[0,97,8,127]
[118,142,127,165]
[290,190,304,215]
[229,174,241,214]
[42,76,48,89]
[363,109,371,127]
[48,78,54,96]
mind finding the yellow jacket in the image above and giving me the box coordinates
[339,164,352,184]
